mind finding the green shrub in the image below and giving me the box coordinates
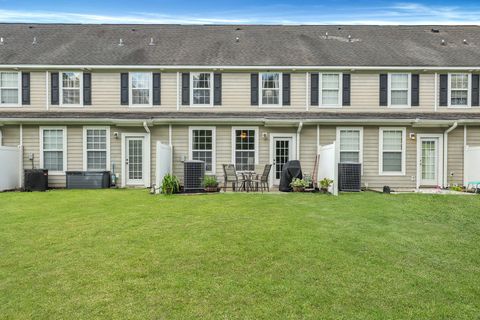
[161,174,180,195]
[290,178,309,188]
[203,176,218,188]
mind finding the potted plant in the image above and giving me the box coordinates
[319,178,334,194]
[290,178,308,192]
[161,174,180,195]
[203,176,219,192]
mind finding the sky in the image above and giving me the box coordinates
[0,0,479,25]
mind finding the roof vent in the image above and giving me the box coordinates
[235,27,242,31]
[32,37,37,45]
[431,28,440,33]
[118,38,124,46]
[441,39,446,45]
[149,37,155,46]
[463,39,468,44]
[348,35,352,42]
[325,32,328,39]
[235,36,240,42]
[0,37,3,45]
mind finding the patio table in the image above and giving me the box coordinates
[241,171,257,192]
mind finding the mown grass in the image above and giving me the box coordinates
[1,190,479,319]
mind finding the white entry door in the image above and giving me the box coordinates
[419,137,440,186]
[126,137,145,185]
[271,135,295,185]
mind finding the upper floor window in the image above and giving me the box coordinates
[191,73,212,106]
[260,73,281,106]
[130,72,151,106]
[40,127,66,174]
[389,73,410,107]
[338,128,363,164]
[379,128,406,175]
[450,73,469,107]
[320,73,341,107]
[0,72,20,105]
[61,72,82,105]
[189,127,215,173]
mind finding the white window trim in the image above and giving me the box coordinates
[319,72,343,108]
[188,126,216,174]
[259,72,282,108]
[336,127,364,167]
[59,71,83,107]
[448,73,471,108]
[388,73,411,108]
[378,127,406,176]
[190,72,214,107]
[82,126,111,171]
[39,126,67,175]
[231,126,259,170]
[0,71,22,107]
[129,72,153,107]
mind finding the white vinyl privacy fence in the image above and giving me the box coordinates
[318,142,339,195]
[465,145,480,184]
[0,145,23,191]
[155,142,173,187]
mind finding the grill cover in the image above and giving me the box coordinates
[279,160,303,192]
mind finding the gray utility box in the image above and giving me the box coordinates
[66,171,111,189]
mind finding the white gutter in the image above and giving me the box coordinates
[3,65,480,71]
[296,121,303,160]
[443,121,458,187]
[142,121,151,133]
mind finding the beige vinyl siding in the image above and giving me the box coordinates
[467,126,480,146]
[161,72,178,108]
[349,73,379,110]
[67,126,83,171]
[91,72,121,109]
[299,125,317,177]
[447,127,464,186]
[171,125,188,182]
[1,125,20,146]
[221,73,250,108]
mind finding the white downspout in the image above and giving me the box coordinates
[296,121,303,160]
[143,121,150,133]
[443,121,458,187]
[463,125,467,186]
[169,124,173,174]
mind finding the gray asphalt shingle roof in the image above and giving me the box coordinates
[1,111,479,121]
[1,24,480,67]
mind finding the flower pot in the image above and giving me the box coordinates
[320,187,329,194]
[205,186,219,192]
[292,186,305,192]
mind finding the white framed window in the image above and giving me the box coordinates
[320,73,342,107]
[191,72,213,106]
[40,126,67,174]
[260,73,282,106]
[337,127,363,164]
[449,73,470,107]
[231,127,259,171]
[83,126,110,171]
[389,73,411,107]
[189,126,216,174]
[379,127,406,176]
[129,72,152,106]
[0,71,21,106]
[60,71,82,106]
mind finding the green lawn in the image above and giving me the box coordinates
[1,190,479,319]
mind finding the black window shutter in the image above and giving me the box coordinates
[379,74,388,106]
[251,73,259,106]
[120,73,129,105]
[282,73,291,106]
[439,74,448,107]
[182,73,190,105]
[83,73,92,105]
[342,73,350,106]
[51,72,59,105]
[411,74,420,106]
[472,74,479,107]
[21,72,30,105]
[214,73,222,106]
[310,73,319,106]
[153,73,161,105]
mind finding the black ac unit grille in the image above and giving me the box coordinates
[24,169,48,191]
[184,161,205,191]
[338,163,361,192]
